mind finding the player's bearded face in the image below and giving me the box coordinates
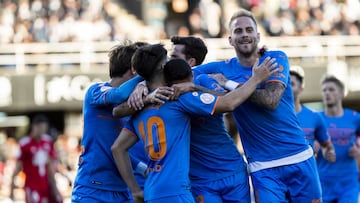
[229,17,259,57]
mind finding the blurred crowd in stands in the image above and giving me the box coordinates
[0,0,359,44]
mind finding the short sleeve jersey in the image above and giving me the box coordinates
[193,50,309,163]
[125,90,218,201]
[297,105,330,147]
[189,74,246,183]
[18,134,56,193]
[74,82,131,192]
[317,109,360,177]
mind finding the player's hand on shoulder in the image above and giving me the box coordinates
[170,82,196,100]
[128,82,149,110]
[144,86,174,105]
[252,57,278,82]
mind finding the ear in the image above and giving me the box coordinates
[188,58,197,67]
[228,35,233,46]
[131,67,136,75]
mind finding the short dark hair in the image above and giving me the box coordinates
[131,44,168,81]
[108,41,147,78]
[290,71,304,86]
[163,58,192,85]
[289,65,305,87]
[32,114,49,124]
[170,36,208,65]
[321,75,345,92]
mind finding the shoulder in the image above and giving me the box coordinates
[85,82,111,98]
[18,136,31,147]
[344,108,360,117]
[302,105,318,114]
[180,91,217,105]
[41,134,54,142]
[266,50,288,58]
[87,82,110,93]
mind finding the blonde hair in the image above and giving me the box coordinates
[228,9,258,29]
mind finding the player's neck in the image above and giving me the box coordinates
[236,53,258,68]
[30,133,42,142]
[147,75,165,91]
[325,103,343,117]
[294,100,302,113]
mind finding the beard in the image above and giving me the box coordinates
[326,102,335,108]
[236,43,258,58]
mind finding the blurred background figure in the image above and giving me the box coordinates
[290,65,336,162]
[317,75,360,203]
[10,114,63,203]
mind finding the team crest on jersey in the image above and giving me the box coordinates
[200,93,215,104]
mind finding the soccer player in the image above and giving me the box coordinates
[10,114,63,203]
[111,44,277,203]
[290,65,336,162]
[170,36,251,202]
[192,9,323,202]
[71,41,148,203]
[317,75,360,203]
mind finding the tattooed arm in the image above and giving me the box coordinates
[249,82,285,110]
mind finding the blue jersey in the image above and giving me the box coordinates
[189,74,246,183]
[125,90,218,201]
[194,51,310,172]
[297,105,330,147]
[73,79,143,192]
[318,109,360,177]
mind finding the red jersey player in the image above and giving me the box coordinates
[10,114,62,203]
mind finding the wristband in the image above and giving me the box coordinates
[224,80,239,90]
[135,161,148,177]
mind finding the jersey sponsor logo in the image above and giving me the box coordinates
[199,93,215,104]
[147,164,163,173]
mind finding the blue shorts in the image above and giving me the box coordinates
[71,184,133,203]
[191,171,250,203]
[251,157,322,203]
[146,193,195,203]
[320,172,359,203]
